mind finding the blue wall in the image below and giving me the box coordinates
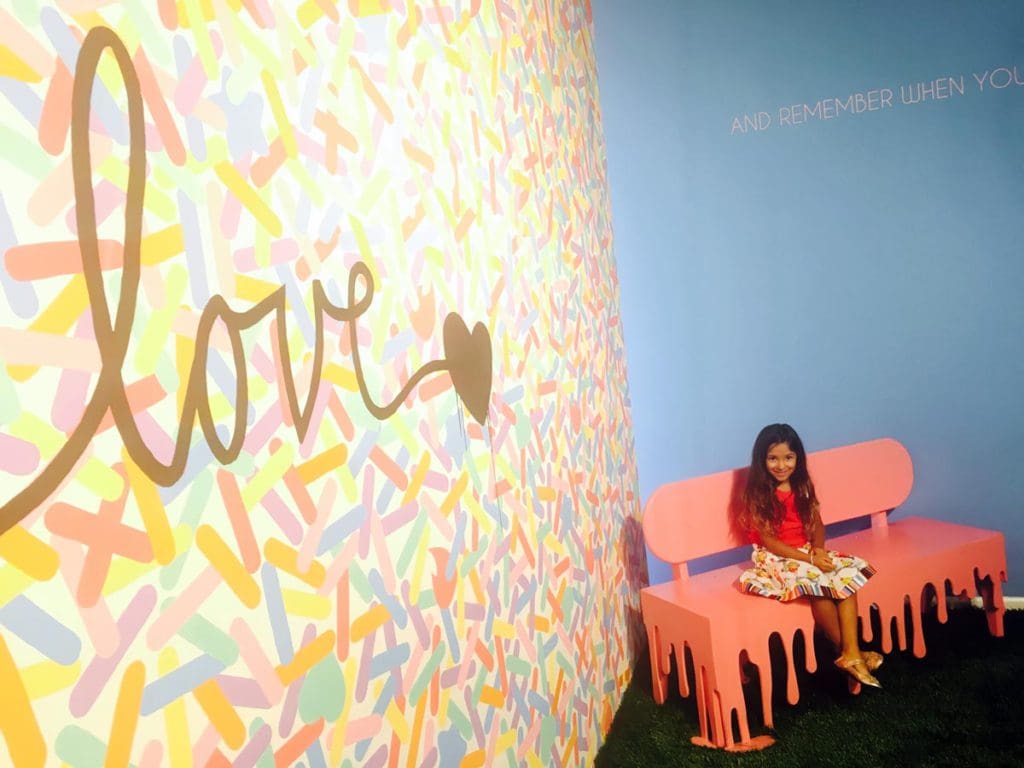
[592,0,1024,592]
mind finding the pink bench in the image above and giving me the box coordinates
[640,438,1007,751]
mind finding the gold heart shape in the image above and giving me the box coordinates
[443,313,492,426]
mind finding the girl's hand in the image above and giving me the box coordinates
[810,548,835,572]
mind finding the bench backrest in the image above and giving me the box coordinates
[642,438,913,578]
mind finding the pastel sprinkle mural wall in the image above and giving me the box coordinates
[0,1,644,766]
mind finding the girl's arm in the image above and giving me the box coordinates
[810,507,826,550]
[808,508,835,571]
[754,524,814,563]
[754,518,835,572]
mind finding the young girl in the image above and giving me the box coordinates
[738,423,883,688]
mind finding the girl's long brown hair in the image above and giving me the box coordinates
[740,423,819,539]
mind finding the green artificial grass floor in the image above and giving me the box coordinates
[596,606,1024,768]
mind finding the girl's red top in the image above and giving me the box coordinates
[748,489,809,547]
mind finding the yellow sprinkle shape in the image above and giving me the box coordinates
[0,44,40,82]
[214,160,283,237]
[351,0,389,16]
[491,619,514,640]
[96,156,176,221]
[496,729,516,754]
[510,169,531,191]
[182,0,218,80]
[281,588,332,620]
[124,454,176,565]
[264,539,326,588]
[194,679,245,750]
[136,266,187,376]
[401,452,430,506]
[297,0,331,29]
[159,648,191,767]
[537,486,556,502]
[174,0,220,27]
[0,565,32,609]
[235,274,285,304]
[0,525,58,582]
[358,171,390,212]
[385,699,409,742]
[339,464,358,503]
[465,491,492,536]
[77,457,125,502]
[347,214,378,286]
[104,526,191,597]
[105,661,145,768]
[482,126,503,154]
[22,661,81,701]
[444,47,470,72]
[468,569,484,604]
[285,157,324,205]
[276,630,335,686]
[231,10,284,78]
[261,70,297,159]
[141,225,185,266]
[196,525,261,608]
[441,471,469,517]
[8,412,61,456]
[324,363,359,392]
[350,604,391,642]
[175,334,195,414]
[7,274,89,381]
[0,635,45,766]
[409,530,429,604]
[241,442,294,509]
[296,443,349,484]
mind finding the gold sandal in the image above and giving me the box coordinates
[863,651,883,672]
[834,656,882,688]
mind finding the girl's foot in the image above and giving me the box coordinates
[863,651,883,672]
[834,656,881,688]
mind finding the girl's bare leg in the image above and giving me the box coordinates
[810,594,881,686]
[833,593,881,686]
[809,597,842,649]
[836,593,862,659]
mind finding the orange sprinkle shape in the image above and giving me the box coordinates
[274,719,325,767]
[38,60,73,155]
[194,679,246,750]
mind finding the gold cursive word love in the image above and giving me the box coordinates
[0,27,493,537]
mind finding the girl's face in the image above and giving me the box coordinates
[765,442,797,487]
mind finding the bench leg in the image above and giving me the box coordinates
[646,624,669,704]
[688,665,715,748]
[696,667,763,751]
[709,685,730,750]
[757,660,773,730]
[718,669,776,753]
[733,686,751,746]
[979,575,1006,637]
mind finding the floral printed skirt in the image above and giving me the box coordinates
[738,544,876,602]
